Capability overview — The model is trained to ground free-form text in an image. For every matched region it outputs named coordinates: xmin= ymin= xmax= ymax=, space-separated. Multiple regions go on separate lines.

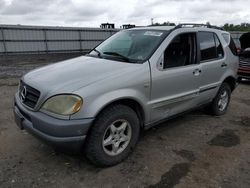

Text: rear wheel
xmin=84 ymin=104 xmax=140 ymax=166
xmin=208 ymin=83 xmax=231 ymax=116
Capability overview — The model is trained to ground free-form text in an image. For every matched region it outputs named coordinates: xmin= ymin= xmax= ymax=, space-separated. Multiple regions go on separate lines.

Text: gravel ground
xmin=0 ymin=54 xmax=250 ymax=188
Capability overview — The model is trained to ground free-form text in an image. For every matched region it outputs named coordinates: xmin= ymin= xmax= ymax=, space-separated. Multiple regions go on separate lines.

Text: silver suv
xmin=14 ymin=24 xmax=239 ymax=166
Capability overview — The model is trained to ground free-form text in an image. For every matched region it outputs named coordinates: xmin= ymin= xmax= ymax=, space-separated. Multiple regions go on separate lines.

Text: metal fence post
xmin=78 ymin=30 xmax=82 ymax=52
xmin=1 ymin=27 xmax=7 ymax=54
xmin=43 ymin=29 xmax=48 ymax=54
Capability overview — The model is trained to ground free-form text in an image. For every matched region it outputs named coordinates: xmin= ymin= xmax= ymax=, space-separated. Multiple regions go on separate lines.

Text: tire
xmin=208 ymin=83 xmax=231 ymax=116
xmin=84 ymin=104 xmax=140 ymax=167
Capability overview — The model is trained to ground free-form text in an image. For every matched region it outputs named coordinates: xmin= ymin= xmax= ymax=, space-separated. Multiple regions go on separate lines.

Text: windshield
xmin=88 ymin=29 xmax=168 ymax=63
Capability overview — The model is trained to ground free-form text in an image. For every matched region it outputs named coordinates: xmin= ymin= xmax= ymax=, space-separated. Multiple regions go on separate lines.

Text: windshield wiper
xmin=92 ymin=48 xmax=102 ymax=57
xmin=103 ymin=51 xmax=131 ymax=62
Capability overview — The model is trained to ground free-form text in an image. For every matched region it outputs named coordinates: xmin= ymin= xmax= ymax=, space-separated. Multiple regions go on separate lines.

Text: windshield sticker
xmin=144 ymin=31 xmax=163 ymax=37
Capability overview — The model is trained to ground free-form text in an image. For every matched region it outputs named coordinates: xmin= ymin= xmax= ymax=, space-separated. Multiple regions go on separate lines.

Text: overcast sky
xmin=0 ymin=0 xmax=249 ymax=28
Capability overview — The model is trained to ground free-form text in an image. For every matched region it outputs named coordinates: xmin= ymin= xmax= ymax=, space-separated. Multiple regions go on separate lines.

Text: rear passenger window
xmin=198 ymin=32 xmax=224 ymax=62
xmin=198 ymin=32 xmax=217 ymax=61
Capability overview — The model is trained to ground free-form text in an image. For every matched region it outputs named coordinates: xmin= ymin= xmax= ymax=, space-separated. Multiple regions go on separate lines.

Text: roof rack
xmin=175 ymin=23 xmax=224 ymax=31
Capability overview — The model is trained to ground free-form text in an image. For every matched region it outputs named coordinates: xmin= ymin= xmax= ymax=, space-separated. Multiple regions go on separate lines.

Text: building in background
xmin=121 ymin=24 xmax=136 ymax=29
xmin=100 ymin=23 xmax=115 ymax=29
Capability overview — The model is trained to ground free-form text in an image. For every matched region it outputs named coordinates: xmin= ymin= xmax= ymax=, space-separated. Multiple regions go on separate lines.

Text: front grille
xmin=19 ymin=81 xmax=40 ymax=109
xmin=239 ymin=57 xmax=250 ymax=68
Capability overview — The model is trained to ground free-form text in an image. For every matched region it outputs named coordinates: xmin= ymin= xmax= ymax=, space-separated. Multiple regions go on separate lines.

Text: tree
xmin=223 ymin=23 xmax=250 ymax=31
xmin=151 ymin=21 xmax=176 ymax=26
xmin=150 ymin=21 xmax=250 ymax=31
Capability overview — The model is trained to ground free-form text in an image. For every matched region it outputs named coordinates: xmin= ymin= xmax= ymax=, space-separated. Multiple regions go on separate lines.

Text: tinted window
xmin=163 ymin=33 xmax=197 ymax=69
xmin=198 ymin=32 xmax=217 ymax=61
xmin=229 ymin=36 xmax=238 ymax=56
xmin=214 ymin=35 xmax=224 ymax=58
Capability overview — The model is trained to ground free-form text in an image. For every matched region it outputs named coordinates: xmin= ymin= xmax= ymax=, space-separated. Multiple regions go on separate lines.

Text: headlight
xmin=41 ymin=95 xmax=82 ymax=116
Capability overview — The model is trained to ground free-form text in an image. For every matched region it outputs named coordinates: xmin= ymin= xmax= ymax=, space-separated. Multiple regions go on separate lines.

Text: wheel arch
xmin=222 ymin=76 xmax=237 ymax=91
xmin=94 ymin=98 xmax=146 ymax=129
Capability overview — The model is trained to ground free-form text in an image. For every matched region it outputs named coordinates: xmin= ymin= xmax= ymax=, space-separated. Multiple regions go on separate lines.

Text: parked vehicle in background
xmin=238 ymin=32 xmax=250 ymax=80
xmin=14 ymin=24 xmax=239 ymax=167
xmin=238 ymin=48 xmax=250 ymax=80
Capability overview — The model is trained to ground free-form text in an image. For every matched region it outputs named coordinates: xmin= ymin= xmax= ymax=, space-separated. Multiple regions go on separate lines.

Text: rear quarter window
xmin=222 ymin=33 xmax=230 ymax=43
xmin=222 ymin=33 xmax=237 ymax=56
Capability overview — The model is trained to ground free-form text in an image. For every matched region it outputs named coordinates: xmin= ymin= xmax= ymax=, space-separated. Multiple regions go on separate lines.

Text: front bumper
xmin=14 ymin=93 xmax=94 ymax=152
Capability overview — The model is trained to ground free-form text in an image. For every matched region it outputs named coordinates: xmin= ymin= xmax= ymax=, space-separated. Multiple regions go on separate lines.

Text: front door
xmin=150 ymin=32 xmax=202 ymax=123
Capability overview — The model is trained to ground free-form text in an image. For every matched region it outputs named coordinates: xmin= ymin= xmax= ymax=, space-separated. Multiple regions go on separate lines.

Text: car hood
xmin=23 ymin=55 xmax=139 ymax=95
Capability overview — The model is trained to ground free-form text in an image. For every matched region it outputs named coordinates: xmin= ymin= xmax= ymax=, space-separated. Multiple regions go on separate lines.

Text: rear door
xmin=197 ymin=31 xmax=226 ymax=104
xmin=149 ymin=31 xmax=202 ymax=123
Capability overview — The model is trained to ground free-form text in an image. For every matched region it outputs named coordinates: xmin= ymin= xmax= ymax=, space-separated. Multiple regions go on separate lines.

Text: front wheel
xmin=209 ymin=83 xmax=231 ymax=116
xmin=84 ymin=104 xmax=140 ymax=167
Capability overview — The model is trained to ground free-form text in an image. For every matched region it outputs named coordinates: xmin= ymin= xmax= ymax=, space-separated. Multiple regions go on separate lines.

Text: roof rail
xmin=175 ymin=23 xmax=224 ymax=31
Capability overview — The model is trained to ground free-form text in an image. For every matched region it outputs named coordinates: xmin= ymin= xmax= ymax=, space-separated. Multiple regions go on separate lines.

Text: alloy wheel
xmin=102 ymin=119 xmax=132 ymax=156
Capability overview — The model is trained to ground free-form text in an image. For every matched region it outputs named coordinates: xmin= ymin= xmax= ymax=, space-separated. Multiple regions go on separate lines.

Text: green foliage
xmin=151 ymin=21 xmax=176 ymax=26
xmin=223 ymin=23 xmax=250 ymax=32
xmin=150 ymin=21 xmax=250 ymax=32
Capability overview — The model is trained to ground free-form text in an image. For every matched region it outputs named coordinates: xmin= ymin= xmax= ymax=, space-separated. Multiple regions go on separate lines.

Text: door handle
xmin=221 ymin=62 xmax=227 ymax=67
xmin=193 ymin=69 xmax=201 ymax=76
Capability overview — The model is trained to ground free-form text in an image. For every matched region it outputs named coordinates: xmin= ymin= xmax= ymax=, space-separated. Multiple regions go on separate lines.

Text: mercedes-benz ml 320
xmin=14 ymin=24 xmax=239 ymax=166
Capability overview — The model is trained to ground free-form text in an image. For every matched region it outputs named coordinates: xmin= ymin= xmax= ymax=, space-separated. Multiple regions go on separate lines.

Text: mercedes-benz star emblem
xmin=20 ymin=86 xmax=27 ymax=102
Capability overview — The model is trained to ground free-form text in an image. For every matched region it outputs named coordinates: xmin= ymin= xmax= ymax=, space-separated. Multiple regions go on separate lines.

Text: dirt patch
xmin=0 ymin=53 xmax=82 ymax=79
xmin=0 ymin=78 xmax=19 ymax=86
xmin=240 ymin=117 xmax=250 ymax=127
xmin=242 ymin=99 xmax=250 ymax=106
xmin=119 ymin=152 xmax=145 ymax=176
xmin=148 ymin=163 xmax=190 ymax=188
xmin=208 ymin=129 xmax=240 ymax=147
xmin=173 ymin=149 xmax=196 ymax=162
xmin=237 ymin=99 xmax=250 ymax=106
xmin=230 ymin=116 xmax=250 ymax=128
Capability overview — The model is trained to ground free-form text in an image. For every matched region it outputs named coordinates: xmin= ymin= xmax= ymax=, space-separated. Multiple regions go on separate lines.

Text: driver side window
xmin=163 ymin=33 xmax=197 ymax=69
